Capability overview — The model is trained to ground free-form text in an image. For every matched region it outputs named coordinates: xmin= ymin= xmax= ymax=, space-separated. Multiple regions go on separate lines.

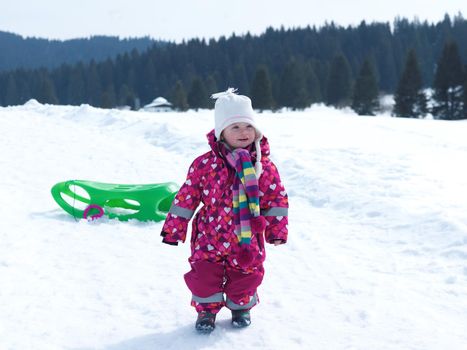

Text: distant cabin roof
xmin=144 ymin=97 xmax=172 ymax=108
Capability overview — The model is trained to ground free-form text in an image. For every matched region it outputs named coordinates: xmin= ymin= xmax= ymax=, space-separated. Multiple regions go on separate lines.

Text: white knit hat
xmin=211 ymin=88 xmax=263 ymax=175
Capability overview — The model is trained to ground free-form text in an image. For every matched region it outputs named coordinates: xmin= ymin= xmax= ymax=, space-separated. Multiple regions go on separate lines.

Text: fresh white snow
xmin=1 ymin=100 xmax=467 ymax=350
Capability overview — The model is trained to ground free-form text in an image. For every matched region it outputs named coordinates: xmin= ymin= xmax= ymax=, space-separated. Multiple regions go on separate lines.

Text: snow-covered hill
xmin=1 ymin=101 xmax=467 ymax=350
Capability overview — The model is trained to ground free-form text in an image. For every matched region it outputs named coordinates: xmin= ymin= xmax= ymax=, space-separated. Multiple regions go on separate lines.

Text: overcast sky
xmin=1 ymin=0 xmax=465 ymax=42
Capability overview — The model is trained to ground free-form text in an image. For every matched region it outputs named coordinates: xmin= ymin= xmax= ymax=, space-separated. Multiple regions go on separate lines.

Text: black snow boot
xmin=195 ymin=311 xmax=216 ymax=333
xmin=231 ymin=309 xmax=251 ymax=328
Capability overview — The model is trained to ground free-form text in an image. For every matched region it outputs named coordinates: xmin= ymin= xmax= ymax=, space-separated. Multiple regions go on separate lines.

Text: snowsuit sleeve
xmin=259 ymin=159 xmax=289 ymax=244
xmin=161 ymin=158 xmax=202 ymax=244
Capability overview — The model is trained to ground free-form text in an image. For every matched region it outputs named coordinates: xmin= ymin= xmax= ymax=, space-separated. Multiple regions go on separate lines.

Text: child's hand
xmin=272 ymin=240 xmax=284 ymax=246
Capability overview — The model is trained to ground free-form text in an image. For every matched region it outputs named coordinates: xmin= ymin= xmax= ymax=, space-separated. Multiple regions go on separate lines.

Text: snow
xmin=1 ymin=100 xmax=467 ymax=350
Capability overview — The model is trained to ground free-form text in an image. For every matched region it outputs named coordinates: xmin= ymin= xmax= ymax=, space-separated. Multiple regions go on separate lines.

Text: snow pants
xmin=184 ymin=259 xmax=264 ymax=314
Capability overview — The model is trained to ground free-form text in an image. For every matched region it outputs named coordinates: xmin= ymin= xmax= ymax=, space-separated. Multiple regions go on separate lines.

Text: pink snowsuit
xmin=161 ymin=130 xmax=288 ymax=314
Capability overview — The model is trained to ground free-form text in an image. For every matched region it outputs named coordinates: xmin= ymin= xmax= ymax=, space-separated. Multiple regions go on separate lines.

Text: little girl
xmin=161 ymin=88 xmax=288 ymax=333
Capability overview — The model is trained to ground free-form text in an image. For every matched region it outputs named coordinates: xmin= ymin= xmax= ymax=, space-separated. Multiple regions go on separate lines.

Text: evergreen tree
xmin=126 ymin=66 xmax=137 ymax=94
xmin=326 ymin=54 xmax=352 ymax=107
xmin=171 ymin=80 xmax=189 ymax=111
xmin=117 ymin=84 xmax=134 ymax=108
xmin=99 ymin=59 xmax=115 ymax=90
xmin=393 ymin=49 xmax=428 ymax=118
xmin=250 ymin=65 xmax=274 ymax=111
xmin=53 ymin=64 xmax=71 ymax=104
xmin=463 ymin=65 xmax=467 ymax=118
xmin=0 ymin=75 xmax=4 ymax=105
xmin=205 ymin=75 xmax=218 ymax=96
xmin=100 ymin=85 xmax=117 ymax=108
xmin=432 ymin=41 xmax=465 ymax=120
xmin=35 ymin=74 xmax=58 ymax=104
xmin=187 ymin=77 xmax=209 ymax=110
xmin=86 ymin=61 xmax=102 ymax=106
xmin=140 ymin=56 xmax=156 ymax=102
xmin=304 ymin=61 xmax=322 ymax=103
xmin=5 ymin=74 xmax=19 ymax=106
xmin=232 ymin=63 xmax=249 ymax=95
xmin=19 ymin=70 xmax=33 ymax=103
xmin=67 ymin=64 xmax=86 ymax=105
xmin=351 ymin=59 xmax=379 ymax=115
xmin=279 ymin=58 xmax=308 ymax=109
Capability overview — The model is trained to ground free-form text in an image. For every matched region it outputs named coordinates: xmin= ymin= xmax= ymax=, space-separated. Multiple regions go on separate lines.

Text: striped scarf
xmin=225 ymin=148 xmax=260 ymax=245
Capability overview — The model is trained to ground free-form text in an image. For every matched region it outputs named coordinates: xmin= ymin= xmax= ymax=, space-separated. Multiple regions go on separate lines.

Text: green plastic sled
xmin=51 ymin=180 xmax=178 ymax=222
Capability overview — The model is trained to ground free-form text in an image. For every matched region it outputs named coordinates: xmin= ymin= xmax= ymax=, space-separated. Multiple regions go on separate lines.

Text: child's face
xmin=221 ymin=122 xmax=257 ymax=149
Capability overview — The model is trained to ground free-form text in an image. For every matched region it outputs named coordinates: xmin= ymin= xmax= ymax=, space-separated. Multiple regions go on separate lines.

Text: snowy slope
xmin=1 ymin=101 xmax=467 ymax=350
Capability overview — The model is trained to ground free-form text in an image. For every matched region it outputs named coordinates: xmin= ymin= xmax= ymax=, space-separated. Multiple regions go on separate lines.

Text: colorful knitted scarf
xmin=225 ymin=148 xmax=260 ymax=245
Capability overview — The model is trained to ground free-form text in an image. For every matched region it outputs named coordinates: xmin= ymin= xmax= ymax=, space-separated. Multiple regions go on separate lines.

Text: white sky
xmin=1 ymin=0 xmax=465 ymax=42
